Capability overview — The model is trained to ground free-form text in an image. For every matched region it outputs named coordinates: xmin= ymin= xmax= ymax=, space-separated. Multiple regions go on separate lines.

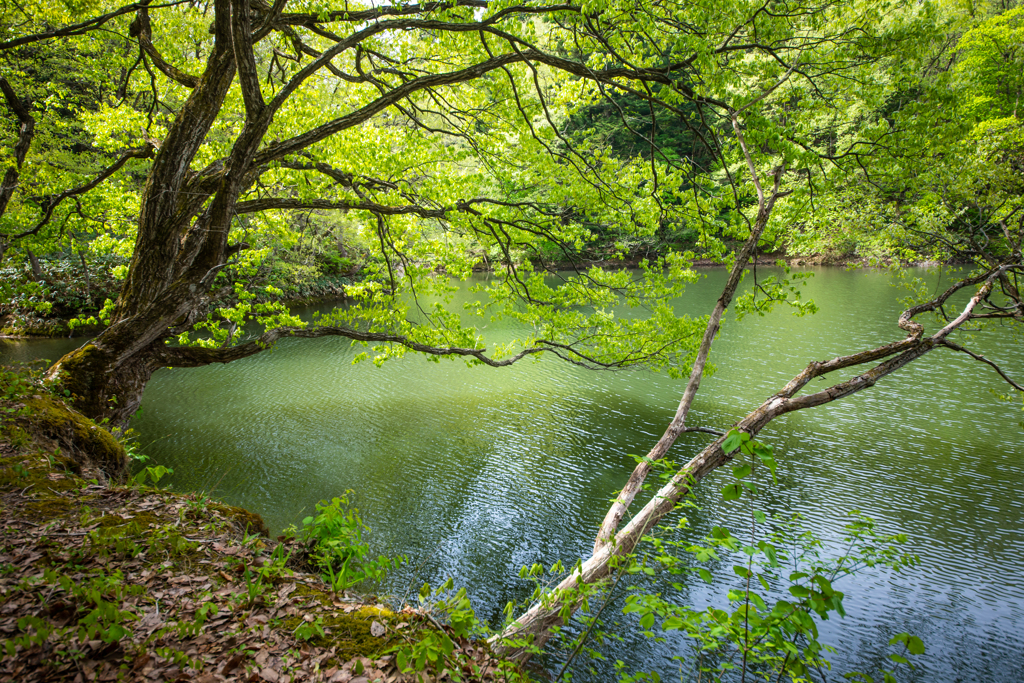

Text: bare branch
xmin=941 ymin=340 xmax=1024 ymax=391
xmin=153 ymin=325 xmax=549 ymax=368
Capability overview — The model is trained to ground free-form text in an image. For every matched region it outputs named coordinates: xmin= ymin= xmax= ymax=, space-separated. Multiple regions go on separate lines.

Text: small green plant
xmin=133 ymin=464 xmax=173 ymax=487
xmin=237 ymin=564 xmax=269 ymax=608
xmin=174 ymin=602 xmax=218 ymax=638
xmin=388 ymin=578 xmax=505 ymax=681
xmin=87 ymin=526 xmax=143 ymax=559
xmin=293 ymin=615 xmax=326 ymax=642
xmin=289 ymin=492 xmax=403 ymax=592
xmin=613 ymin=430 xmax=922 ymax=682
xmin=116 ymin=428 xmax=151 ymax=463
xmin=231 ymin=544 xmax=292 ymax=609
xmin=1 ymin=568 xmax=142 ymax=656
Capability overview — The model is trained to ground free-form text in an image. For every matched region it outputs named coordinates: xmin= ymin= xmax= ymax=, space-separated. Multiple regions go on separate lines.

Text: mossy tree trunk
xmin=44 ymin=0 xmax=243 ymax=426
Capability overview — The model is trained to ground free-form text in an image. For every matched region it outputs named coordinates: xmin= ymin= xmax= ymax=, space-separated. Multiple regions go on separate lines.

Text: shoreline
xmin=0 ymin=368 xmax=523 ymax=682
xmin=0 ymin=255 xmax=956 ymax=340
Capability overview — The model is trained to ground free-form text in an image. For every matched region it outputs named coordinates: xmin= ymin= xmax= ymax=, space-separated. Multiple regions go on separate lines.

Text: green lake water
xmin=3 ymin=266 xmax=1022 ymax=681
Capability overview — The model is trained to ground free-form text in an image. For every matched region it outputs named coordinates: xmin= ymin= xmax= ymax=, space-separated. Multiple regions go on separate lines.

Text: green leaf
xmin=721 ymin=483 xmax=743 ymax=501
xmin=731 ymin=463 xmax=752 ymax=479
xmin=722 ymin=430 xmax=744 ymax=453
xmin=813 ymin=575 xmax=834 ymax=597
xmin=758 ymin=540 xmax=779 ymax=567
xmin=733 ymin=565 xmax=751 ymax=579
xmin=698 ymin=568 xmax=714 ymax=584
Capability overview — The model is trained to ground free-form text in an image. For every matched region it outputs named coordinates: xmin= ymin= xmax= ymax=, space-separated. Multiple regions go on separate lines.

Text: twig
xmin=941 ymin=340 xmax=1024 ymax=391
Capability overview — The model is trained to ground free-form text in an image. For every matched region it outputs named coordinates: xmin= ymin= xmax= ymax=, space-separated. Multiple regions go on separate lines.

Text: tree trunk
xmin=45 ymin=339 xmax=162 ymax=430
xmin=44 ymin=0 xmax=240 ymax=430
xmin=78 ymin=247 xmax=91 ymax=305
xmin=26 ymin=246 xmax=43 ymax=282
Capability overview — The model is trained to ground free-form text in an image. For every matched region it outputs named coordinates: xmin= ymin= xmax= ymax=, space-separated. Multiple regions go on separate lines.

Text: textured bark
xmin=45 ymin=341 xmax=161 ymax=428
xmin=0 ymin=76 xmax=34 ymax=219
xmin=25 ymin=247 xmax=43 ymax=282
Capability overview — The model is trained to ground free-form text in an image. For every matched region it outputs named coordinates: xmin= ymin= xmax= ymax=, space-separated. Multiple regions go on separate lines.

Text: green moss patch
xmin=18 ymin=394 xmax=128 ymax=482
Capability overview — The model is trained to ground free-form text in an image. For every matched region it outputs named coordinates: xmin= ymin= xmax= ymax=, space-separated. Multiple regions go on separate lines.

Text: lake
xmin=3 ymin=265 xmax=1022 ymax=681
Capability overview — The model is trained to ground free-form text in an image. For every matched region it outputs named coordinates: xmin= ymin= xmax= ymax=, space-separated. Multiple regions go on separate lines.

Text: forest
xmin=0 ymin=0 xmax=1022 ymax=680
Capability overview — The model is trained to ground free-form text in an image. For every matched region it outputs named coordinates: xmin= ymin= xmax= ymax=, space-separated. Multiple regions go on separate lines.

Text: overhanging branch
xmin=153 ymin=325 xmax=549 ymax=368
xmin=10 ymin=144 xmax=155 ymax=241
xmin=0 ymin=0 xmax=191 ymax=51
xmin=941 ymin=340 xmax=1024 ymax=391
xmin=130 ymin=8 xmax=200 ymax=88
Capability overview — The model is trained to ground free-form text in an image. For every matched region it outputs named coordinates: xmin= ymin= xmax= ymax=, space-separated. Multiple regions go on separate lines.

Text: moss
xmin=0 ymin=453 xmax=80 ymax=493
xmin=283 ymin=586 xmax=409 ymax=663
xmin=18 ymin=394 xmax=128 ymax=482
xmin=22 ymin=496 xmax=74 ymax=520
xmin=92 ymin=511 xmax=163 ymax=531
xmin=355 ymin=605 xmax=395 ymax=619
xmin=282 ymin=587 xmax=398 ymax=663
xmin=208 ymin=501 xmax=270 ymax=538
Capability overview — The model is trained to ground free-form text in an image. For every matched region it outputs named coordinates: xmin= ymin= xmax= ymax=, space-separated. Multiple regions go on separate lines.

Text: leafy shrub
xmin=287 ymin=492 xmax=403 ymax=593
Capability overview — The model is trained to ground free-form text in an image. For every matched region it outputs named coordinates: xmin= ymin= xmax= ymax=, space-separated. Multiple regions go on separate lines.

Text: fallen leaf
xmin=370 ymin=621 xmax=385 ymax=637
xmin=221 ymin=653 xmax=244 ymax=674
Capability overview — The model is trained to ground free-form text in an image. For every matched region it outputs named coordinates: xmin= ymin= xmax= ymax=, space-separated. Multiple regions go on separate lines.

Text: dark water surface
xmin=3 ymin=267 xmax=1022 ymax=681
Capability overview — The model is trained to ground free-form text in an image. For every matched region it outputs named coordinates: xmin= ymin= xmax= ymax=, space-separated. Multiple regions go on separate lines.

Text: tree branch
xmin=495 ymin=269 xmax=1008 ymax=659
xmin=0 ymin=0 xmax=191 ymax=51
xmin=593 ymin=154 xmax=786 ymax=551
xmin=940 ymin=340 xmax=1024 ymax=391
xmin=230 ymin=0 xmax=266 ymax=118
xmin=153 ymin=325 xmax=550 ymax=368
xmin=233 ymin=197 xmax=448 ymax=218
xmin=130 ymin=7 xmax=200 ymax=88
xmin=9 ymin=144 xmax=155 ymax=241
xmin=0 ymin=77 xmax=35 ymax=219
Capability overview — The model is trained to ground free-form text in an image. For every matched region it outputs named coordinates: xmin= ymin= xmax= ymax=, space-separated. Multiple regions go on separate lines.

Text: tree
xmin=0 ymin=0 xmax=915 ymax=428
xmin=491 ymin=0 xmax=1024 ymax=662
